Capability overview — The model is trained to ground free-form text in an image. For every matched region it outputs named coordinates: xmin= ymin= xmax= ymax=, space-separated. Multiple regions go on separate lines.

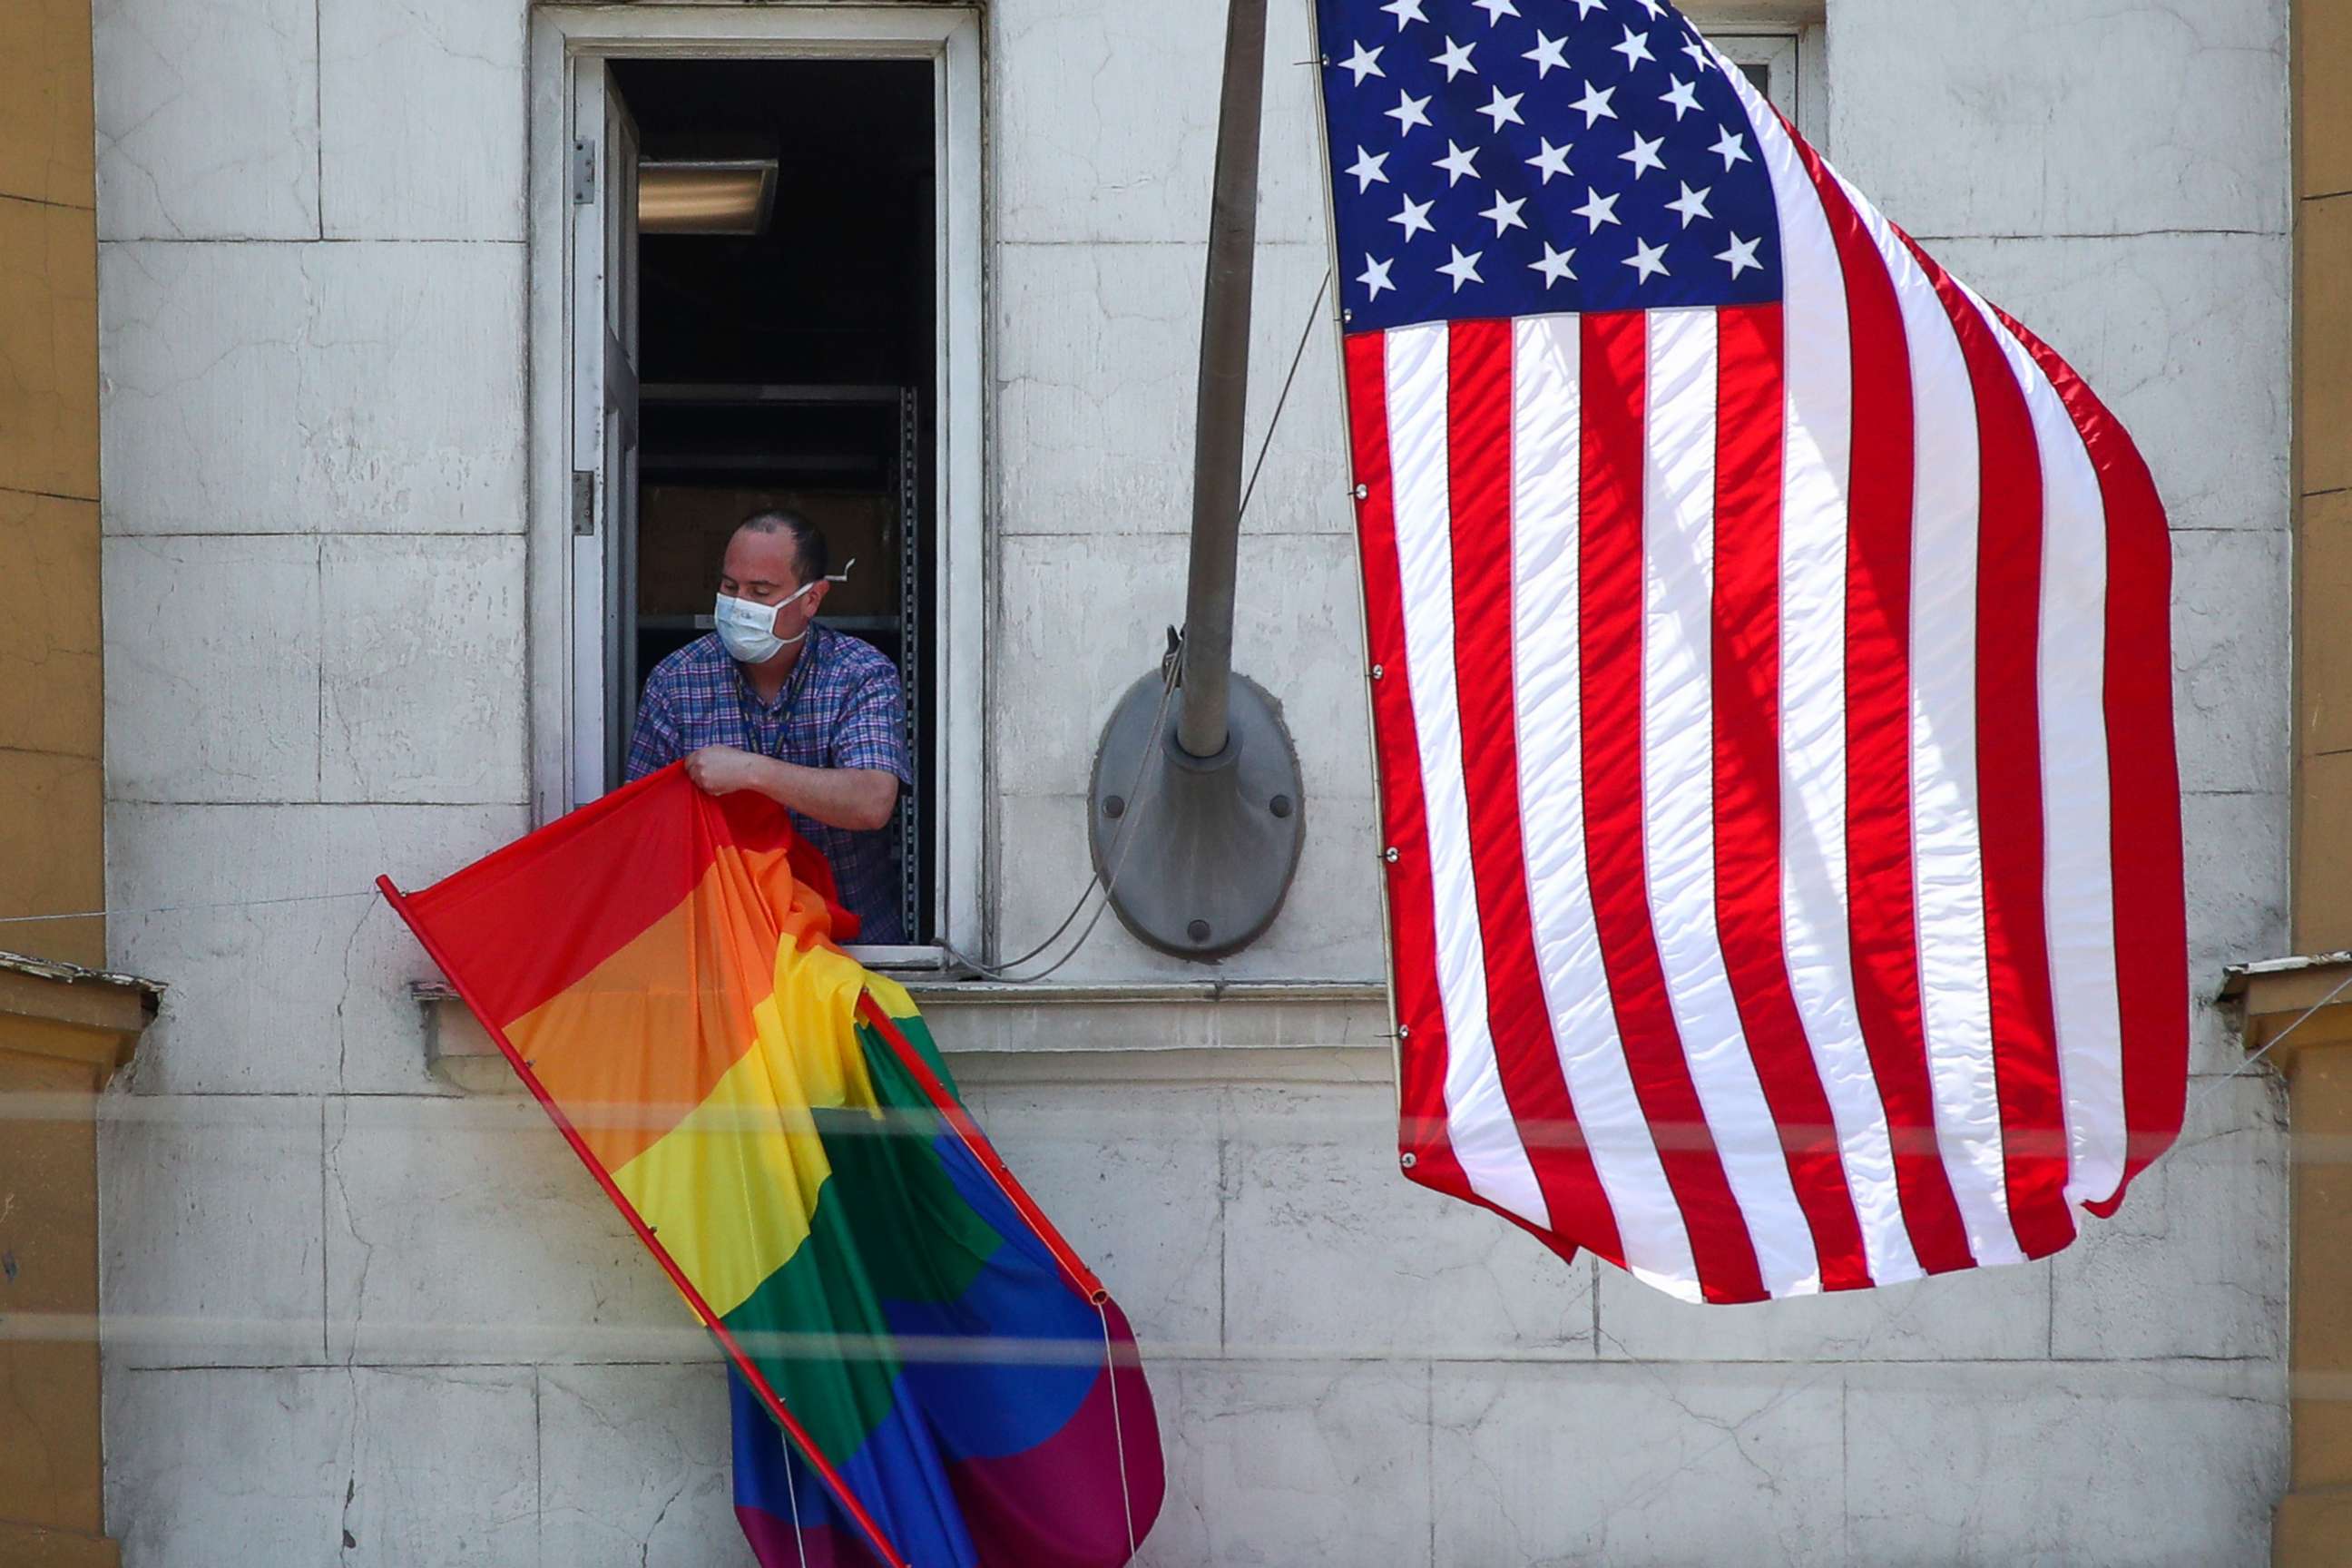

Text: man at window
xmin=625 ymin=509 xmax=913 ymax=943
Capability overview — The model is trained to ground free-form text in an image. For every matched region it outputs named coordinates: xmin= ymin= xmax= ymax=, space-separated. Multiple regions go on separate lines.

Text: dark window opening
xmin=612 ymin=57 xmax=939 ymax=946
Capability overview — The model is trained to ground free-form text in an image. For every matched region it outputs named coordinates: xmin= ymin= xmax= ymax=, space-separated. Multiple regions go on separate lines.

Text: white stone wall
xmin=93 ymin=0 xmax=2292 ymax=1563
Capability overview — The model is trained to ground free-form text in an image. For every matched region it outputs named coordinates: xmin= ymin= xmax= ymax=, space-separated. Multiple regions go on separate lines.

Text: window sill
xmin=410 ymin=976 xmax=1391 ymax=1093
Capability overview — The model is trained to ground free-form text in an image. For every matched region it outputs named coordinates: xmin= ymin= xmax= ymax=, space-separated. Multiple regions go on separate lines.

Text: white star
xmin=1665 ymin=180 xmax=1713 ymax=226
xmin=1571 ymin=81 xmax=1618 ymax=126
xmin=1522 ymin=30 xmax=1569 ymax=77
xmin=1632 ymin=0 xmax=1667 ymax=18
xmin=1573 ymin=186 xmax=1622 ymax=231
xmin=1380 ymin=0 xmax=1426 ymax=29
xmin=1619 ymin=132 xmax=1667 ymax=180
xmin=1338 ymin=41 xmax=1386 ymax=85
xmin=1358 ymin=253 xmax=1396 ymax=299
xmin=1471 ymin=0 xmax=1519 ymax=24
xmin=1711 ymin=124 xmax=1753 ymax=169
xmin=1623 ymin=237 xmax=1671 ymax=283
xmin=1437 ymin=244 xmax=1485 ymax=292
xmin=1660 ymin=76 xmax=1701 ymax=121
xmin=1389 ymin=192 xmax=1435 ymax=240
xmin=1529 ymin=241 xmax=1578 ymax=288
xmin=1611 ymin=25 xmax=1655 ymax=70
xmin=1430 ymin=36 xmax=1476 ymax=80
xmin=1386 ymin=90 xmax=1434 ymax=135
xmin=1682 ymin=34 xmax=1715 ymax=72
xmin=1478 ymin=191 xmax=1528 ymax=234
xmin=1571 ymin=0 xmax=1607 ymax=15
xmin=1477 ymin=86 xmax=1526 ymax=131
xmin=1525 ymin=137 xmax=1574 ymax=184
xmin=1347 ymin=145 xmax=1391 ymax=192
xmin=1434 ymin=139 xmax=1482 ymax=186
xmin=1717 ymin=231 xmax=1764 ymax=279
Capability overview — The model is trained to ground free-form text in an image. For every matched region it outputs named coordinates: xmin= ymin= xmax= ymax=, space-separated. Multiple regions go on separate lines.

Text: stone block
xmin=102 ymin=534 xmax=319 ymax=804
xmin=1828 ymin=0 xmax=2288 ymax=240
xmin=103 ymin=1365 xmax=536 ymax=1566
xmin=104 ymin=801 xmax=529 ymax=1096
xmin=1223 ymin=1083 xmax=1592 ymax=1359
xmin=995 ymin=530 xmax=1371 ymax=799
xmin=2302 ymin=197 xmax=2352 ymax=497
xmin=1594 ymin=1249 xmax=2052 ymax=1363
xmin=0 ymin=195 xmax=97 ymax=501
xmin=0 ymin=750 xmax=104 ymax=969
xmin=93 ymin=0 xmax=317 ymax=240
xmin=99 ymin=240 xmax=526 ymax=534
xmin=2181 ymin=789 xmax=2288 ymax=1073
xmin=1928 ymin=232 xmax=2289 ymax=537
xmin=324 ymin=1095 xmax=694 ymax=1366
xmin=965 ymin=1083 xmax=1225 ymax=1351
xmin=98 ymin=1093 xmax=324 ymax=1367
xmin=994 ymin=240 xmax=1352 ymax=538
xmin=991 ymin=789 xmax=1384 ymax=985
xmin=1145 ymin=1359 xmax=1431 ymax=1568
xmin=989 ymin=0 xmax=1328 ymax=247
xmin=2050 ymin=1073 xmax=2288 ymax=1361
xmin=0 ymin=492 xmax=103 ymax=761
xmin=537 ymin=1363 xmax=758 ymax=1568
xmin=319 ymin=0 xmax=526 ymax=240
xmin=0 ymin=0 xmax=96 ymax=208
xmin=1841 ymin=1360 xmax=2285 ymax=1565
xmin=1430 ymin=1361 xmax=1845 ymax=1566
xmin=2169 ymin=528 xmax=2290 ymax=798
xmin=319 ymin=535 xmax=527 ymax=804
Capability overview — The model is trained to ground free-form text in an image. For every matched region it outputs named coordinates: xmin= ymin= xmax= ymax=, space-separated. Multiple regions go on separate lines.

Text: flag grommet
xmin=1383 ymin=847 xmax=1400 ymax=863
xmin=1400 ymin=1152 xmax=1418 ymax=1171
xmin=1370 ymin=663 xmax=1385 ymax=680
xmin=1353 ymin=483 xmax=1369 ymax=500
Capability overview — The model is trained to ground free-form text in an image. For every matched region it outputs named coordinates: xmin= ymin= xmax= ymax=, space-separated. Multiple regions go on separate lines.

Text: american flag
xmin=1318 ymin=0 xmax=2188 ymax=1302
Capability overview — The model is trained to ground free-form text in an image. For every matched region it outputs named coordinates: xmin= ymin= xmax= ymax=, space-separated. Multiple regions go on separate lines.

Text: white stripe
xmin=1968 ymin=286 xmax=2128 ymax=1210
xmin=1718 ymin=52 xmax=1923 ymax=1287
xmin=1508 ymin=311 xmax=1700 ymax=1301
xmin=1385 ymin=322 xmax=1552 ymax=1231
xmin=1640 ymin=308 xmax=1821 ymax=1298
xmin=1826 ymin=169 xmax=2024 ymax=1267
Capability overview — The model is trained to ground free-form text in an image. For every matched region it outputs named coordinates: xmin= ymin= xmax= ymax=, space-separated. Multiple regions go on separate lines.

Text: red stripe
xmin=1708 ymin=303 xmax=1874 ymax=1291
xmin=1446 ymin=318 xmax=1627 ymax=1268
xmin=1578 ymin=310 xmax=1765 ymax=1305
xmin=1346 ymin=330 xmax=1481 ymax=1216
xmin=1899 ymin=242 xmax=2076 ymax=1258
xmin=1994 ymin=307 xmax=2189 ymax=1215
xmin=1793 ymin=151 xmax=1980 ymax=1275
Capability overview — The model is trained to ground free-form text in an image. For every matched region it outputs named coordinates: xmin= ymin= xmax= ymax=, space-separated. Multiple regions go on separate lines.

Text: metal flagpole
xmin=1085 ymin=0 xmax=1307 ymax=960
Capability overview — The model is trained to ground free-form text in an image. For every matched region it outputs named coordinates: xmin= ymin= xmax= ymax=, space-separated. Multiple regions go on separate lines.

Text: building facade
xmin=52 ymin=0 xmax=2309 ymax=1562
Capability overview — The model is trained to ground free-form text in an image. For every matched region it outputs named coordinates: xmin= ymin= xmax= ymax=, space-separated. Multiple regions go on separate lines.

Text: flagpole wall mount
xmin=1084 ymin=0 xmax=1303 ymax=962
xmin=1087 ymin=665 xmax=1304 ymax=962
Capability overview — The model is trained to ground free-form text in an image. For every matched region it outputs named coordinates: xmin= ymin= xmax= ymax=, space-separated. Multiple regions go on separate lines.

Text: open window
xmin=1702 ymin=20 xmax=1828 ymax=149
xmin=538 ymin=9 xmax=983 ymax=965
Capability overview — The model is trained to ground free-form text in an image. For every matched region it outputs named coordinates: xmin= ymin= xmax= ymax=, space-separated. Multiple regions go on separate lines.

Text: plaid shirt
xmin=625 ymin=627 xmax=912 ymax=944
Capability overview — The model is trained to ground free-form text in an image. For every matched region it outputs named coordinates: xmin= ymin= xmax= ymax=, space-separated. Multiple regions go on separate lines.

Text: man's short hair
xmin=736 ymin=508 xmax=829 ymax=586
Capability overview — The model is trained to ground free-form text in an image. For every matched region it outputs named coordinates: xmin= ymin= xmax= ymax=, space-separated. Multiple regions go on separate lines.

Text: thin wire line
xmin=944 ymin=269 xmax=1333 ymax=985
xmin=1236 ymin=269 xmax=1332 ymax=525
xmin=2192 ymin=965 xmax=2352 ymax=1112
xmin=0 ymin=890 xmax=377 ymax=925
xmin=1100 ymin=1301 xmax=1139 ymax=1563
xmin=782 ymin=1424 xmax=810 ymax=1568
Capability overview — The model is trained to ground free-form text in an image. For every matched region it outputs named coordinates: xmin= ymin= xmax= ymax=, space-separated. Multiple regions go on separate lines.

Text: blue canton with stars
xmin=1318 ymin=0 xmax=1783 ymax=332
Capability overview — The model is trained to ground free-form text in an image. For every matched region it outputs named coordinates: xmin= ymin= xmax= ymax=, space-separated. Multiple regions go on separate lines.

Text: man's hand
xmin=683 ymin=745 xmax=768 ymax=797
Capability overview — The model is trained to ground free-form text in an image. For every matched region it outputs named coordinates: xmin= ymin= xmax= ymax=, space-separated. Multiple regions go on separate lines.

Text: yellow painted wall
xmin=0 ymin=0 xmax=104 ymax=971
xmin=2298 ymin=1 xmax=2352 ymax=952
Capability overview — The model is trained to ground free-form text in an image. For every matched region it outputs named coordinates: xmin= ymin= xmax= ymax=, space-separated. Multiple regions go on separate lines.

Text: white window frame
xmin=525 ymin=4 xmax=986 ymax=966
xmin=1698 ymin=18 xmax=1829 ymax=150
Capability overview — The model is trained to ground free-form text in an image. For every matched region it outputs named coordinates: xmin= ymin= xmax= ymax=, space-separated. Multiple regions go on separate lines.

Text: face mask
xmin=711 ymin=559 xmax=856 ymax=664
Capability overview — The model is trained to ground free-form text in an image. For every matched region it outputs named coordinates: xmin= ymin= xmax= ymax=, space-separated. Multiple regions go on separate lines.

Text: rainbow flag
xmin=379 ymin=764 xmax=1164 ymax=1567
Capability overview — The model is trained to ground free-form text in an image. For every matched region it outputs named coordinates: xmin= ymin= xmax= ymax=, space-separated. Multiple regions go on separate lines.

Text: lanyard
xmin=732 ymin=630 xmax=820 ymax=760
